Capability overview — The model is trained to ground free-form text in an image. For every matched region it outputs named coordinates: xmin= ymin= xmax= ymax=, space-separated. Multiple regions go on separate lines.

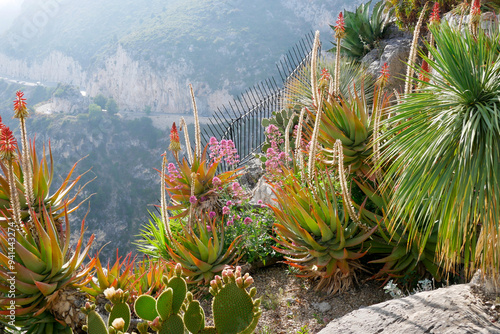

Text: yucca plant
xmin=165 ymin=215 xmax=242 ymax=285
xmin=270 ymin=169 xmax=376 ymax=294
xmin=329 ymin=1 xmax=392 ymax=60
xmin=378 ymin=21 xmax=500 ymax=278
xmin=353 ymin=179 xmax=444 ymax=286
xmin=0 ymin=206 xmax=95 ymax=333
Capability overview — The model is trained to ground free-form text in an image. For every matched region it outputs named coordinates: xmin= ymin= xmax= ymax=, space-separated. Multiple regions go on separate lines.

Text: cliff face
xmin=0 ymin=0 xmax=359 ymax=114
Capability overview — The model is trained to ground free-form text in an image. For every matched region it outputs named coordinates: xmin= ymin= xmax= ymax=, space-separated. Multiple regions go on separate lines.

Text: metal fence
xmin=201 ymin=32 xmax=316 ymax=170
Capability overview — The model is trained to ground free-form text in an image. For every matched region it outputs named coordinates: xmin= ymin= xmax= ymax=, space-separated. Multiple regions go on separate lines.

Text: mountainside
xmin=0 ymin=0 xmax=363 ymax=113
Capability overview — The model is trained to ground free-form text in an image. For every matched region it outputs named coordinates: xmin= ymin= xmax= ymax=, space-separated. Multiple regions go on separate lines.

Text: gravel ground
xmin=199 ymin=264 xmax=390 ymax=334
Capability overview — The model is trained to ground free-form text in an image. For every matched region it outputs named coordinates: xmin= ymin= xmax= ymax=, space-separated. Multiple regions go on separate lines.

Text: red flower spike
xmin=168 ymin=122 xmax=181 ymax=153
xmin=13 ymin=90 xmax=29 ymax=119
xmin=320 ymin=68 xmax=330 ymax=81
xmin=377 ymin=62 xmax=390 ymax=87
xmin=471 ymin=0 xmax=481 ymax=16
xmin=418 ymin=60 xmax=431 ymax=83
xmin=0 ymin=126 xmax=18 ymax=162
xmin=334 ymin=12 xmax=346 ymax=39
xmin=429 ymin=2 xmax=440 ymax=25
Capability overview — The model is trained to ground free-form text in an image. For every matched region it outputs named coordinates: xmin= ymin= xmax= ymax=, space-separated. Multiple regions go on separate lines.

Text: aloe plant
xmin=0 ymin=206 xmax=95 ymax=332
xmin=269 ymin=169 xmax=376 ymax=294
xmin=329 ymin=1 xmax=392 ymax=59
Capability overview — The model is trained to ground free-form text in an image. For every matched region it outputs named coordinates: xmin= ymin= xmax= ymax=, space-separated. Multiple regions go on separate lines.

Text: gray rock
xmin=361 ymin=24 xmax=412 ymax=94
xmin=238 ymin=157 xmax=264 ymax=190
xmin=318 ymin=283 xmax=500 ymax=334
xmin=248 ymin=177 xmax=276 ymax=206
xmin=312 ymin=302 xmax=332 ymax=313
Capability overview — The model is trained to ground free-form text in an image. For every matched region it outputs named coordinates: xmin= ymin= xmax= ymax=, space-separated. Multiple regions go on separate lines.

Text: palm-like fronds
xmin=378 ymin=22 xmax=500 ymax=277
xmin=283 ymin=58 xmax=374 ymax=112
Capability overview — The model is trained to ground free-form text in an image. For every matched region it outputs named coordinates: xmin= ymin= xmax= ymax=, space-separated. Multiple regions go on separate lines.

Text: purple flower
xmin=212 ymin=177 xmax=221 ymax=187
xmin=206 ymin=225 xmax=212 ymax=232
xmin=243 ymin=217 xmax=253 ymax=225
xmin=226 ymin=200 xmax=233 ymax=206
xmin=189 ymin=196 xmax=197 ymax=204
xmin=222 ymin=206 xmax=230 ymax=215
xmin=226 ymin=219 xmax=234 ymax=226
xmin=209 ymin=211 xmax=216 ymax=219
xmin=209 ymin=137 xmax=218 ymax=145
xmin=257 ymin=200 xmax=263 ymax=205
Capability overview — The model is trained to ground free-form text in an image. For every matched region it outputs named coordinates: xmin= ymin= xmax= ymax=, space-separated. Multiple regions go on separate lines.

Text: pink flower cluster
xmin=209 ymin=137 xmax=240 ymax=166
xmin=264 ymin=124 xmax=289 ymax=176
xmin=167 ymin=163 xmax=181 ymax=182
xmin=231 ymin=182 xmax=245 ymax=199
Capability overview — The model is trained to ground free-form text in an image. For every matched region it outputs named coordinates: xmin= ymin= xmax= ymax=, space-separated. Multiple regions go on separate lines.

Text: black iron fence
xmin=201 ymin=32 xmax=316 ymax=170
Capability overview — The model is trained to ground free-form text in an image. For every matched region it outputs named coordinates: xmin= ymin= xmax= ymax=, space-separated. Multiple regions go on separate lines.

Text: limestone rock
xmin=361 ymin=24 xmax=412 ymax=94
xmin=239 ymin=157 xmax=264 ymax=190
xmin=318 ymin=283 xmax=500 ymax=334
xmin=249 ymin=177 xmax=276 ymax=206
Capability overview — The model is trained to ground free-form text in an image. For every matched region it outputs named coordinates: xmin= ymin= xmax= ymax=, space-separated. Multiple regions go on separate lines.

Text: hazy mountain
xmin=0 ymin=0 xmax=368 ymax=259
xmin=0 ymin=0 xmax=364 ymax=113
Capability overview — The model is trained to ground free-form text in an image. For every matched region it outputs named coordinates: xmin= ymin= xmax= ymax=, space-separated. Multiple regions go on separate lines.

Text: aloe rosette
xmin=166 ymin=216 xmax=242 ymax=284
xmin=0 ymin=207 xmax=95 ymax=332
xmin=164 ymin=146 xmax=242 ymax=219
xmin=354 ymin=179 xmax=444 ymax=285
xmin=318 ymin=85 xmax=390 ymax=177
xmin=270 ymin=169 xmax=376 ymax=294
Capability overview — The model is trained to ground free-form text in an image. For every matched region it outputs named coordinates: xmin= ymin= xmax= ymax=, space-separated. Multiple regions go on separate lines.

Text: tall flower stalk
xmin=310 ymin=31 xmax=321 ymax=107
xmin=404 ymin=2 xmax=429 ymax=97
xmin=469 ymin=0 xmax=481 ymax=37
xmin=427 ymin=2 xmax=440 ymax=61
xmin=179 ymin=117 xmax=193 ymax=164
xmin=295 ymin=108 xmax=306 ymax=180
xmin=160 ymin=153 xmax=173 ymax=240
xmin=13 ymin=91 xmax=34 ymax=206
xmin=307 ymin=92 xmax=323 ymax=184
xmin=335 ymin=140 xmax=369 ymax=231
xmin=0 ymin=125 xmax=23 ymax=234
xmin=189 ymin=84 xmax=201 ymax=158
xmin=334 ymin=12 xmax=346 ymax=98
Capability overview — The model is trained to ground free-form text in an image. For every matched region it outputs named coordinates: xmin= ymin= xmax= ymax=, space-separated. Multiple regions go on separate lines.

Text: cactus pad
xmin=158 ymin=314 xmax=184 ymax=334
xmin=167 ymin=276 xmax=187 ymax=314
xmin=184 ymin=300 xmax=205 ymax=333
xmin=108 ymin=302 xmax=131 ymax=331
xmin=86 ymin=309 xmax=108 ymax=334
xmin=156 ymin=288 xmax=174 ymax=320
xmin=135 ymin=295 xmax=159 ymax=321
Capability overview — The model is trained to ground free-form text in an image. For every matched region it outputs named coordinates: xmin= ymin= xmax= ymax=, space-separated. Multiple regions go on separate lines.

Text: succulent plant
xmin=0 ymin=206 xmax=95 ymax=332
xmin=81 ymin=289 xmax=131 ymax=334
xmin=318 ymin=84 xmax=390 ymax=177
xmin=354 ymin=179 xmax=444 ymax=286
xmin=269 ymin=169 xmax=376 ymax=294
xmin=133 ymin=264 xmax=261 ymax=334
xmin=164 ymin=145 xmax=242 ymax=219
xmin=329 ymin=1 xmax=392 ymax=60
xmin=166 ymin=215 xmax=242 ymax=284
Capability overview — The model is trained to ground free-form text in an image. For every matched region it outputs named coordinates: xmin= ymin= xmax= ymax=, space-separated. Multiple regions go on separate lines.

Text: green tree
xmin=144 ymin=105 xmax=152 ymax=115
xmin=93 ymin=94 xmax=107 ymax=109
xmin=88 ymin=103 xmax=103 ymax=120
xmin=106 ymin=98 xmax=118 ymax=114
xmin=378 ymin=23 xmax=500 ymax=278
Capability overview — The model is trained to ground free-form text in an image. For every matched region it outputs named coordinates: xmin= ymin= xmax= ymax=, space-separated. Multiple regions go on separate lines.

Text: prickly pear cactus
xmin=209 ymin=267 xmax=262 ymax=334
xmin=81 ymin=301 xmax=130 ymax=334
xmin=133 ymin=263 xmax=261 ymax=334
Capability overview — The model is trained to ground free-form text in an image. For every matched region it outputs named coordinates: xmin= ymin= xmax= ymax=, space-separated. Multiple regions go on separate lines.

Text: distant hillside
xmin=0 ymin=0 xmax=365 ymax=114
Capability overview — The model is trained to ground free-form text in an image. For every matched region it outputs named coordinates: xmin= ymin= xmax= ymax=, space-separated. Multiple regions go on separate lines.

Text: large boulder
xmin=361 ymin=24 xmax=412 ymax=94
xmin=318 ymin=283 xmax=500 ymax=334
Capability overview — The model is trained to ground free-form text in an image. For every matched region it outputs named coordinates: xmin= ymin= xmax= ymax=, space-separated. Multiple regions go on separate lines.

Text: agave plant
xmin=269 ymin=169 xmax=376 ymax=294
xmin=329 ymin=1 xmax=392 ymax=59
xmin=166 ymin=215 xmax=242 ymax=284
xmin=0 ymin=206 xmax=95 ymax=333
xmin=164 ymin=145 xmax=242 ymax=219
xmin=378 ymin=21 xmax=500 ymax=278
